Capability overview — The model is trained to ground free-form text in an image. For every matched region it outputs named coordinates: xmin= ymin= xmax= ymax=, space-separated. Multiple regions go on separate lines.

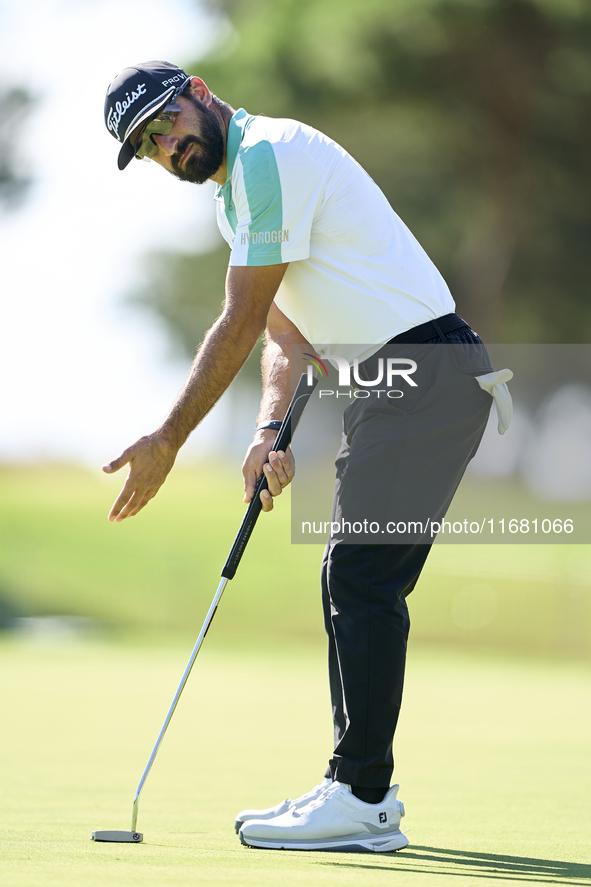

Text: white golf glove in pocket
xmin=475 ymin=369 xmax=514 ymax=435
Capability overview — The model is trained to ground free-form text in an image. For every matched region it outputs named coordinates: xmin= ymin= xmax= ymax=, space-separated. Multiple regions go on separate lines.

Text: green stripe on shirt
xmin=240 ymin=140 xmax=284 ymax=265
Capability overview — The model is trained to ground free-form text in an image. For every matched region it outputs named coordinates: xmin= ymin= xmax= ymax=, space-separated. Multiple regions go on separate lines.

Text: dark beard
xmin=170 ymin=97 xmax=225 ymax=185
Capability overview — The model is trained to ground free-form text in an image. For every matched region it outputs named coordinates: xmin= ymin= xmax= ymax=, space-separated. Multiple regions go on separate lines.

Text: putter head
xmin=91 ymin=830 xmax=143 ymax=843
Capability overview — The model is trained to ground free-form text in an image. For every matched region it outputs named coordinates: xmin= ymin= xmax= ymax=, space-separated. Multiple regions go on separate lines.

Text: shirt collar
xmin=222 ymin=108 xmax=251 ymax=186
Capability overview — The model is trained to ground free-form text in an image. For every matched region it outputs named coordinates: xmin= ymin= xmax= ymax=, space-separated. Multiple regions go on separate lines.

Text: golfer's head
xmin=104 ymin=60 xmax=225 ymax=184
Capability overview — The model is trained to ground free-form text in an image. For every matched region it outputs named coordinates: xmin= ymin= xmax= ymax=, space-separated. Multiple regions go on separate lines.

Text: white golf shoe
xmin=239 ymin=781 xmax=408 ymax=852
xmin=234 ymin=778 xmax=332 ymax=833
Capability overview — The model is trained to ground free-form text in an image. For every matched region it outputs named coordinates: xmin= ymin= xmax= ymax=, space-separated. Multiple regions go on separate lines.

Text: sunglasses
xmin=134 ymin=102 xmax=182 ymax=161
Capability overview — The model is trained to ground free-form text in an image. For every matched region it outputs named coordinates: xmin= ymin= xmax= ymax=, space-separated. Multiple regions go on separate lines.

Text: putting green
xmin=0 ymin=639 xmax=589 ymax=887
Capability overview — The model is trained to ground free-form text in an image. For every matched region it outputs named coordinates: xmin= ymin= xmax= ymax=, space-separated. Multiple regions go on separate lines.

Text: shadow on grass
xmin=320 ymin=845 xmax=591 ymax=883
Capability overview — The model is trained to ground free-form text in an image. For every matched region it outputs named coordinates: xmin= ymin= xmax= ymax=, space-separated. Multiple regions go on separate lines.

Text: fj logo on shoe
xmin=379 ymin=812 xmax=387 ymax=824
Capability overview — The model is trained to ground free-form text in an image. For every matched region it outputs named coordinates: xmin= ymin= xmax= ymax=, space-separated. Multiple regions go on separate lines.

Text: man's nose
xmin=152 ymin=133 xmax=179 ymax=157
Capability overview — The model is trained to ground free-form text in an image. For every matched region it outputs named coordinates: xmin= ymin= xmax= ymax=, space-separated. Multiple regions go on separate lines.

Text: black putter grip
xmin=221 ymin=373 xmax=318 ymax=580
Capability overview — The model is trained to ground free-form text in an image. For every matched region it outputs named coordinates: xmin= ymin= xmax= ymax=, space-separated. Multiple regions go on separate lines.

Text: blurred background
xmin=1 ymin=0 xmax=590 ymax=659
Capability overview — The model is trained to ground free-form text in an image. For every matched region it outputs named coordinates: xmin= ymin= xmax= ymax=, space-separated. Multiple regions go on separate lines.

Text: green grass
xmin=0 ymin=463 xmax=323 ymax=641
xmin=1 ymin=464 xmax=589 ymax=885
xmin=0 ymin=639 xmax=589 ymax=887
xmin=0 ymin=464 xmax=590 ymax=659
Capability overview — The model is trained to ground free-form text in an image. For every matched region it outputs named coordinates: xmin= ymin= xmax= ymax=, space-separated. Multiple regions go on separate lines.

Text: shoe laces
xmin=292 ymin=781 xmax=340 ymax=817
xmin=288 ymin=779 xmax=331 ymax=810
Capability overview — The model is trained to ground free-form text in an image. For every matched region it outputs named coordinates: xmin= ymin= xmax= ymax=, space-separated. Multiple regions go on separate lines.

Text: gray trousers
xmin=322 ymin=329 xmax=492 ymax=788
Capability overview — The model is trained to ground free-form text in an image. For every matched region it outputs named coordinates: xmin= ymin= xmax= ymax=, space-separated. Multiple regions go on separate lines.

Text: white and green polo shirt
xmin=214 ymin=109 xmax=455 ymax=363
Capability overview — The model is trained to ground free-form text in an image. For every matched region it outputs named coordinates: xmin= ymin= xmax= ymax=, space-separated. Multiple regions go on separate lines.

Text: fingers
xmin=102 ymin=446 xmax=134 ymax=474
xmin=108 ymin=469 xmax=162 ymax=521
xmin=107 ymin=477 xmax=144 ymax=522
xmin=243 ymin=465 xmax=258 ymax=505
xmin=260 ymin=488 xmax=274 ymax=512
xmin=242 ymin=448 xmax=292 ymax=510
xmin=104 ymin=434 xmax=178 ymax=522
xmin=259 ymin=450 xmax=292 ymax=510
xmin=103 ymin=438 xmax=143 ymax=474
xmin=102 ymin=457 xmax=122 ymax=474
xmin=263 ymin=451 xmax=291 ymax=495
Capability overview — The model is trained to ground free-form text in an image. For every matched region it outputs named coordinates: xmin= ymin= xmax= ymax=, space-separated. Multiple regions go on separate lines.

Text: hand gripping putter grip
xmin=91 ymin=372 xmax=318 ymax=844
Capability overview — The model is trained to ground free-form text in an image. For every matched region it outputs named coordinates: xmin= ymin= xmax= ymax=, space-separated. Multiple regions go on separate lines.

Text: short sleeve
xmin=229 ymin=139 xmax=315 ymax=267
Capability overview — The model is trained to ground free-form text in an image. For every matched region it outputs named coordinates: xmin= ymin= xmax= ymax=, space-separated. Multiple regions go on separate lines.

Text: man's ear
xmin=185 ymin=76 xmax=212 ymax=106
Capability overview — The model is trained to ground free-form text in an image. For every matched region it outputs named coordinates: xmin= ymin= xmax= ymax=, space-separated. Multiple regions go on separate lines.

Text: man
xmin=103 ymin=60 xmax=501 ymax=853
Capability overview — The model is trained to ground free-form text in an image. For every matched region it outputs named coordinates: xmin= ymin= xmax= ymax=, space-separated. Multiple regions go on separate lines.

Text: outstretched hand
xmin=102 ymin=433 xmax=178 ymax=521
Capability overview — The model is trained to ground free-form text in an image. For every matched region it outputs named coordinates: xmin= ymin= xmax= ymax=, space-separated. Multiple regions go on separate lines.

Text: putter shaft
xmin=131 ymin=577 xmax=229 ymax=832
xmin=120 ymin=373 xmax=317 ymax=837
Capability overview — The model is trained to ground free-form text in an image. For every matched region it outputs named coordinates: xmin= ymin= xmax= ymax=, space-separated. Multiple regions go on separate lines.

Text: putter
xmin=92 ymin=372 xmax=318 ymax=843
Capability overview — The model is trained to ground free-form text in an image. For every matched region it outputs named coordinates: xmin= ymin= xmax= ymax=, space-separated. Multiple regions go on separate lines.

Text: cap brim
xmin=117 ymin=89 xmax=175 ymax=170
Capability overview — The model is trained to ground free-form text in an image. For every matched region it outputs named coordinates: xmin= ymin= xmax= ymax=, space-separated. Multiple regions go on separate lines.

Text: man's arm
xmin=103 ymin=262 xmax=289 ymax=521
xmin=242 ymin=301 xmax=312 ymax=512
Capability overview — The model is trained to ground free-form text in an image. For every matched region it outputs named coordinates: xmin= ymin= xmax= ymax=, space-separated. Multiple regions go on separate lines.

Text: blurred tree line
xmin=134 ymin=0 xmax=591 ymax=380
xmin=0 ymin=85 xmax=33 ymax=209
